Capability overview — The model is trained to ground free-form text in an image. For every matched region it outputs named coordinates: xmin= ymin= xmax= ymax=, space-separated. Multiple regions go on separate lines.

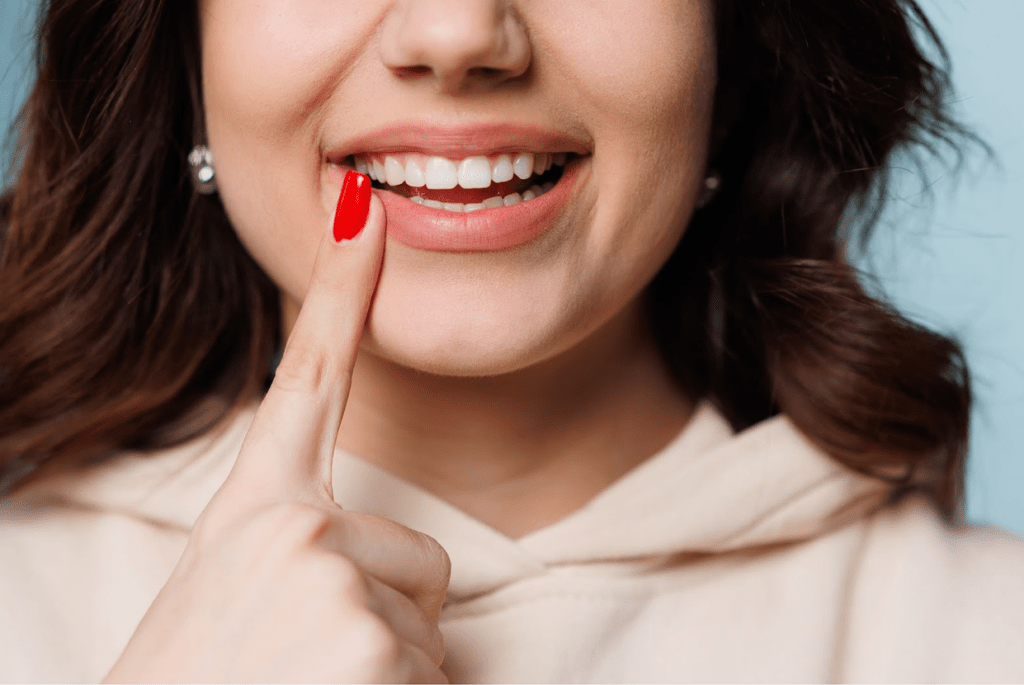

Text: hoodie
xmin=1 ymin=403 xmax=1022 ymax=683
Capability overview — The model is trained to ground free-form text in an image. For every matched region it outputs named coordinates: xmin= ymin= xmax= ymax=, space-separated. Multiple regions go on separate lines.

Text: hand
xmin=105 ymin=173 xmax=451 ymax=684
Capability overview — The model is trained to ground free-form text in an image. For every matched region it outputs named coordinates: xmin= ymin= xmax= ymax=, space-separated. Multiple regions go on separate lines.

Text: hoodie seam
xmin=443 ymin=587 xmax=668 ymax=621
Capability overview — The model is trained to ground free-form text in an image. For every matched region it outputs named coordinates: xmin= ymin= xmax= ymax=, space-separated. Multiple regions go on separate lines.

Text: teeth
xmin=425 ymin=157 xmax=458 ymax=190
xmin=404 ymin=158 xmax=426 ymax=187
xmin=491 ymin=154 xmax=514 ymax=183
xmin=458 ymin=156 xmax=492 ymax=189
xmin=513 ymin=153 xmax=534 ymax=180
xmin=384 ymin=156 xmax=405 ymax=186
xmin=533 ymin=153 xmax=548 ymax=176
xmin=407 ymin=183 xmax=554 ymax=213
xmin=354 ymin=151 xmax=570 ymax=202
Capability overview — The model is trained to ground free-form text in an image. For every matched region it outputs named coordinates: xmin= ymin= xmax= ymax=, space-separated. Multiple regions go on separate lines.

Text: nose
xmin=380 ymin=0 xmax=531 ymax=92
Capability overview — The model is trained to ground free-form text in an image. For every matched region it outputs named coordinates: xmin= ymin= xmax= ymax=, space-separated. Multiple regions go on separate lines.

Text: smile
xmin=324 ymin=123 xmax=591 ymax=252
xmin=351 ymin=151 xmax=571 ymax=213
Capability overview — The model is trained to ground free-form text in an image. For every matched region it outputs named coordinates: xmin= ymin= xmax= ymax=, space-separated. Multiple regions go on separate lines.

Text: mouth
xmin=323 ymin=123 xmax=591 ymax=252
xmin=344 ymin=151 xmax=575 ymax=212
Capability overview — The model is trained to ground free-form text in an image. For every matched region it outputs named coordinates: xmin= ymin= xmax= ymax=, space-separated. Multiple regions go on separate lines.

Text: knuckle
xmin=266 ymin=500 xmax=328 ymax=529
xmin=346 ymin=615 xmax=403 ymax=670
xmin=260 ymin=502 xmax=332 ymax=548
xmin=299 ymin=551 xmax=370 ymax=601
xmin=272 ymin=343 xmax=327 ymax=394
xmin=325 ymin=555 xmax=369 ymax=599
xmin=190 ymin=501 xmax=328 ymax=555
xmin=187 ymin=512 xmax=223 ymax=550
xmin=426 ymin=625 xmax=447 ymax=667
xmin=308 ymin=268 xmax=353 ymax=297
xmin=416 ymin=532 xmax=453 ymax=589
xmin=183 ymin=503 xmax=332 ymax=579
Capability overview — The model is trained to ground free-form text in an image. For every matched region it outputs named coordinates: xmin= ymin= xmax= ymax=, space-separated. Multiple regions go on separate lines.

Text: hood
xmin=9 ymin=403 xmax=891 ymax=601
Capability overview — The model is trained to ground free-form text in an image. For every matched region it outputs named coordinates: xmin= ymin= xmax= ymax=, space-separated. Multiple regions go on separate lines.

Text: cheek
xmin=539 ymin=0 xmax=716 ymax=310
xmin=200 ymin=3 xmax=319 ymax=298
xmin=198 ymin=1 xmax=381 ymax=302
xmin=538 ymin=0 xmax=717 ymax=237
xmin=202 ymin=3 xmax=321 ymax=148
xmin=544 ymin=0 xmax=716 ymax=134
xmin=201 ymin=0 xmax=375 ymax=127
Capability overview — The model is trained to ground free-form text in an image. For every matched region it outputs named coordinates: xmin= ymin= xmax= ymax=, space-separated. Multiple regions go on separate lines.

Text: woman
xmin=1 ymin=0 xmax=1022 ymax=681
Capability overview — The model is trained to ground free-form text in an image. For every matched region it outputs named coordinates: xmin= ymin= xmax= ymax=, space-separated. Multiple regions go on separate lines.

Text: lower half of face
xmin=201 ymin=0 xmax=716 ymax=377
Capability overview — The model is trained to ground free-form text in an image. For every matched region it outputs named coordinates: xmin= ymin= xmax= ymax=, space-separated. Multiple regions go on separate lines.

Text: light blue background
xmin=2 ymin=1 xmax=1022 ymax=534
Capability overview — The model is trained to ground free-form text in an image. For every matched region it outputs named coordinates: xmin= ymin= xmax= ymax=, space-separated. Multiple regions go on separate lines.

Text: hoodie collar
xmin=8 ymin=402 xmax=891 ymax=600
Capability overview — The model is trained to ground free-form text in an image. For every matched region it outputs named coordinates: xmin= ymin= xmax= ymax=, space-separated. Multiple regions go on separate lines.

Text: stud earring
xmin=188 ymin=144 xmax=217 ymax=195
xmin=697 ymin=171 xmax=722 ymax=209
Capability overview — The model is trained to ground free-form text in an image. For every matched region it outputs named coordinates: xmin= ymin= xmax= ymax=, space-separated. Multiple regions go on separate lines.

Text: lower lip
xmin=334 ymin=160 xmax=583 ymax=253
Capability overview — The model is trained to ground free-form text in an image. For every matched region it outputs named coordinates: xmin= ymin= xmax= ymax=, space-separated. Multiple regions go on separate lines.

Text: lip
xmin=323 ymin=122 xmax=591 ymax=252
xmin=324 ymin=122 xmax=592 ymax=162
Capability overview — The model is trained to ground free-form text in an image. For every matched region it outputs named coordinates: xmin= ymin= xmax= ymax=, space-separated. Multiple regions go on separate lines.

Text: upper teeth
xmin=355 ymin=152 xmax=568 ymax=190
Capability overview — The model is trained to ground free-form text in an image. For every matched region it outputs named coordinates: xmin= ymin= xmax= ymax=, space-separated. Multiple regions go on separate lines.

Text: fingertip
xmin=366 ymin=189 xmax=386 ymax=239
xmin=333 ymin=170 xmax=372 ymax=243
xmin=348 ymin=190 xmax=386 ymax=259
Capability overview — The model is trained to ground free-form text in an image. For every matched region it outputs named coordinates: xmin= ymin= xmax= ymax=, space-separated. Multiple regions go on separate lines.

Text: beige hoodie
xmin=1 ymin=403 xmax=1022 ymax=683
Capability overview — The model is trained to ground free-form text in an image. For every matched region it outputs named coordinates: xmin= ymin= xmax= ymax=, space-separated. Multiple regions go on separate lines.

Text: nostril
xmin=469 ymin=66 xmax=503 ymax=79
xmin=379 ymin=2 xmax=532 ymax=94
xmin=394 ymin=65 xmax=432 ymax=79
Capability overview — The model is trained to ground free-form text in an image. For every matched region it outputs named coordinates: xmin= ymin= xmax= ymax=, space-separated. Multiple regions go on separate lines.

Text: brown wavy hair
xmin=1 ymin=0 xmax=972 ymax=514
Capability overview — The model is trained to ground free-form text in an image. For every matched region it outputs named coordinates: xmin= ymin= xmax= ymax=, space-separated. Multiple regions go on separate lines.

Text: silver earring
xmin=188 ymin=144 xmax=217 ymax=195
xmin=697 ymin=171 xmax=721 ymax=208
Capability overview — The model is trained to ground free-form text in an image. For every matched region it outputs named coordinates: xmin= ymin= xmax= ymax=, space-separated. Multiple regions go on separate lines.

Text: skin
xmin=201 ymin=0 xmax=718 ymax=538
xmin=106 ymin=1 xmax=719 ymax=680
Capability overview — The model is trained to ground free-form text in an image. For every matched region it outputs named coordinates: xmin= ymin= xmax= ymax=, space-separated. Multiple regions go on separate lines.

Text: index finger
xmin=221 ymin=171 xmax=385 ymax=508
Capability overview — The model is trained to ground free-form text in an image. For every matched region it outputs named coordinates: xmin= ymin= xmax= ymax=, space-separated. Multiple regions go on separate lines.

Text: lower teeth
xmin=409 ymin=182 xmax=555 ymax=212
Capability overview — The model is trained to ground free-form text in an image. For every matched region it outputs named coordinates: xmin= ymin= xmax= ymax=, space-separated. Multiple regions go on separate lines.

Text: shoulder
xmin=0 ymin=404 xmax=254 ymax=683
xmin=839 ymin=495 xmax=1024 ymax=682
xmin=0 ymin=499 xmax=187 ymax=683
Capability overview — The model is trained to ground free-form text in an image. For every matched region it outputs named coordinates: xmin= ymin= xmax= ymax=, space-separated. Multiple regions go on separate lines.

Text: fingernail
xmin=333 ymin=170 xmax=371 ymax=243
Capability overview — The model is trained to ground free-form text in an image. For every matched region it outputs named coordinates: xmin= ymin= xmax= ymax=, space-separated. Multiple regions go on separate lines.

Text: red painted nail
xmin=333 ymin=170 xmax=371 ymax=242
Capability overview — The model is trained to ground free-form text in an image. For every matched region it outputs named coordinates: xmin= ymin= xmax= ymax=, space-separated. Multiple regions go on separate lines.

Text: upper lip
xmin=323 ymin=121 xmax=593 ymax=163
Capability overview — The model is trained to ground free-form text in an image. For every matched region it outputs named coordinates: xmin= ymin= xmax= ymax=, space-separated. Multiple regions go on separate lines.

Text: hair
xmin=1 ymin=0 xmax=972 ymax=515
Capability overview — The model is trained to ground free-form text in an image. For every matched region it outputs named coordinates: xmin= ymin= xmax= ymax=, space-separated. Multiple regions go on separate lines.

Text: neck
xmin=335 ymin=300 xmax=694 ymax=539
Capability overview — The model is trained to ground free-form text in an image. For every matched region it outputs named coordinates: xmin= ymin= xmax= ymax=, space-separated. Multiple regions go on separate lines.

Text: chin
xmin=366 ymin=338 xmax=533 ymax=378
xmin=362 ymin=294 xmax=582 ymax=378
xmin=364 ymin=317 xmax=546 ymax=378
